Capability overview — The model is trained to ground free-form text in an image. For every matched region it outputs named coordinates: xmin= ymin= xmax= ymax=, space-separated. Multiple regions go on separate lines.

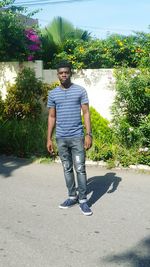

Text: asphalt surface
xmin=0 ymin=156 xmax=150 ymax=267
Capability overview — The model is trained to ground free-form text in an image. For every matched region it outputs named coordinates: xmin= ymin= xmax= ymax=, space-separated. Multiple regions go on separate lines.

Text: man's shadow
xmin=87 ymin=172 xmax=122 ymax=207
xmin=0 ymin=156 xmax=31 ymax=178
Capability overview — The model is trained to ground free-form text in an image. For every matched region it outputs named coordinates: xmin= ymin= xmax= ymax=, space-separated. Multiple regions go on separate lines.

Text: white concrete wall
xmin=0 ymin=61 xmax=116 ymax=120
xmin=43 ymin=69 xmax=57 ymax=84
xmin=0 ymin=62 xmax=19 ymax=99
xmin=72 ymin=69 xmax=116 ymax=120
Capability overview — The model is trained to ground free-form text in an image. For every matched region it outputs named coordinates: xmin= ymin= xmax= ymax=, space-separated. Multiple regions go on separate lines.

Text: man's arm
xmin=47 ymin=107 xmax=56 ymax=153
xmin=81 ymin=104 xmax=92 ymax=150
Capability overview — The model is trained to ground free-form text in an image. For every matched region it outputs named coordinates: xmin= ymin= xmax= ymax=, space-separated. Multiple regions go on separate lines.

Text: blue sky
xmin=16 ymin=0 xmax=150 ymax=38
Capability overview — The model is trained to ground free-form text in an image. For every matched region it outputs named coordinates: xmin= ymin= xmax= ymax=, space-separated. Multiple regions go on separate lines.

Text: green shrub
xmin=86 ymin=107 xmax=113 ymax=161
xmin=4 ymin=67 xmax=43 ymax=119
xmin=0 ymin=70 xmax=60 ymax=158
xmin=0 ymin=117 xmax=48 ymax=157
xmin=0 ymin=1 xmax=41 ymax=61
xmin=87 ymin=142 xmax=113 ymax=161
xmin=112 ymin=145 xmax=138 ymax=167
xmin=112 ymin=68 xmax=150 ymax=147
xmin=137 ymin=151 xmax=150 ymax=166
xmin=138 ymin=114 xmax=150 ymax=146
xmin=50 ymin=32 xmax=150 ymax=69
xmin=0 ymin=92 xmax=4 ymax=121
xmin=89 ymin=107 xmax=112 ymax=143
xmin=112 ymin=117 xmax=142 ymax=147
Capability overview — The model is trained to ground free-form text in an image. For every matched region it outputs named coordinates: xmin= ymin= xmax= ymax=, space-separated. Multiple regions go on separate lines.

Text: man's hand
xmin=84 ymin=135 xmax=92 ymax=150
xmin=47 ymin=139 xmax=54 ymax=153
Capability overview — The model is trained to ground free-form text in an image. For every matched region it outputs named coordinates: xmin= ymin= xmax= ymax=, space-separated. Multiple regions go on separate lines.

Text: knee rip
xmin=63 ymin=162 xmax=73 ymax=172
xmin=76 ymin=164 xmax=85 ymax=173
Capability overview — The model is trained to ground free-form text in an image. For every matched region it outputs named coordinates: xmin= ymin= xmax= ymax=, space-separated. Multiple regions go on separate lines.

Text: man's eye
xmin=59 ymin=72 xmax=69 ymax=74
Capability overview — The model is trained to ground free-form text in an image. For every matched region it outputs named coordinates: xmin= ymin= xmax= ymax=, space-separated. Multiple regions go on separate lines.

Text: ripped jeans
xmin=56 ymin=137 xmax=87 ymax=203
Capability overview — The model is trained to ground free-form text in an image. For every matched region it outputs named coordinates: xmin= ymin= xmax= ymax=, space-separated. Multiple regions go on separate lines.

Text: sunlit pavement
xmin=0 ymin=156 xmax=150 ymax=267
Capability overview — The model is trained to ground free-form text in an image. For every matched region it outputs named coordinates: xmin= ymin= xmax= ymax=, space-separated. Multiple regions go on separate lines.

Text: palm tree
xmin=44 ymin=17 xmax=74 ymax=45
xmin=40 ymin=32 xmax=58 ymax=68
xmin=42 ymin=16 xmax=91 ymax=46
xmin=41 ymin=16 xmax=91 ymax=68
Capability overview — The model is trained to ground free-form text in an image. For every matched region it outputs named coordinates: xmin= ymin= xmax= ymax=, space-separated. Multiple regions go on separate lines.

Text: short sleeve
xmin=47 ymin=91 xmax=55 ymax=108
xmin=81 ymin=88 xmax=89 ymax=105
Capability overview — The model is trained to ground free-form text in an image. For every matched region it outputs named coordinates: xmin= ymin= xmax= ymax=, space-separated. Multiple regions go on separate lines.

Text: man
xmin=47 ymin=61 xmax=93 ymax=216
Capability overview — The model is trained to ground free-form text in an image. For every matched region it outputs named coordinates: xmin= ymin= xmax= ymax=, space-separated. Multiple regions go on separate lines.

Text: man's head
xmin=57 ymin=61 xmax=72 ymax=87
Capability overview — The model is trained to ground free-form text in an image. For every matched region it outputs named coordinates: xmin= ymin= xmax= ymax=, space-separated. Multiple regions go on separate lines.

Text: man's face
xmin=57 ymin=67 xmax=71 ymax=85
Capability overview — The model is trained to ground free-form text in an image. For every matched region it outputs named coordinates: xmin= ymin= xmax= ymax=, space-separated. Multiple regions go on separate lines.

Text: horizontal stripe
xmin=47 ymin=84 xmax=89 ymax=137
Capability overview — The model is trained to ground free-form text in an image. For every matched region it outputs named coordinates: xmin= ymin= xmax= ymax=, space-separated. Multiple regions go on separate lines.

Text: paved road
xmin=0 ymin=156 xmax=150 ymax=267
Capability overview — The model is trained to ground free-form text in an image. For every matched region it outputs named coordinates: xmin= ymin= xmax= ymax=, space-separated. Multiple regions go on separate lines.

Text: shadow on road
xmin=103 ymin=236 xmax=150 ymax=267
xmin=87 ymin=172 xmax=122 ymax=207
xmin=0 ymin=155 xmax=31 ymax=178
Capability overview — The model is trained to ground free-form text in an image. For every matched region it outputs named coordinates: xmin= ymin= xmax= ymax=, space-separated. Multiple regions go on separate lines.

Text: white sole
xmin=59 ymin=203 xmax=78 ymax=209
xmin=79 ymin=207 xmax=93 ymax=216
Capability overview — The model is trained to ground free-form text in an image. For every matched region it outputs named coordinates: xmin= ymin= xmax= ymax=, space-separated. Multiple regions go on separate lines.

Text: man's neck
xmin=60 ymin=82 xmax=72 ymax=89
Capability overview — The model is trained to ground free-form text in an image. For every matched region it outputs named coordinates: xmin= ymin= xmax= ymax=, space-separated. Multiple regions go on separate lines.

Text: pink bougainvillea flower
xmin=25 ymin=28 xmax=36 ymax=36
xmin=28 ymin=44 xmax=40 ymax=51
xmin=29 ymin=35 xmax=40 ymax=43
xmin=25 ymin=28 xmax=41 ymax=61
xmin=25 ymin=29 xmax=40 ymax=43
xmin=27 ymin=55 xmax=34 ymax=61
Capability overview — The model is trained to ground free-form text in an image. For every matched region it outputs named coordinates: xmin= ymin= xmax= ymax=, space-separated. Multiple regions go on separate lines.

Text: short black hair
xmin=57 ymin=60 xmax=72 ymax=71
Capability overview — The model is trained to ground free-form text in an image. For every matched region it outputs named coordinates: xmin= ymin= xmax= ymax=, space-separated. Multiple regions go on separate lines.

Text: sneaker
xmin=79 ymin=202 xmax=93 ymax=216
xmin=59 ymin=198 xmax=78 ymax=209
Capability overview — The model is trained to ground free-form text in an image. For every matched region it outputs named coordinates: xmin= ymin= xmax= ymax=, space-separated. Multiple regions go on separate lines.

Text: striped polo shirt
xmin=47 ymin=83 xmax=89 ymax=138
